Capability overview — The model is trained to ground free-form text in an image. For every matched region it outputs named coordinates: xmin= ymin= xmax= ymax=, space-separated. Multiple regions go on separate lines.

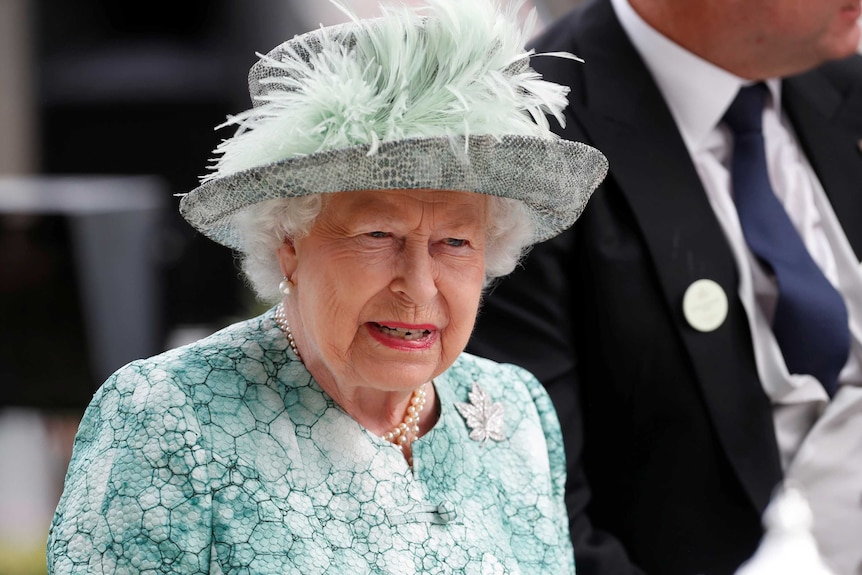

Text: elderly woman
xmin=47 ymin=0 xmax=607 ymax=573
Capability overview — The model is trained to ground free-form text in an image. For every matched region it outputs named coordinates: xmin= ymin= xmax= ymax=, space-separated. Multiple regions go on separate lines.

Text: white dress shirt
xmin=609 ymin=0 xmax=862 ymax=572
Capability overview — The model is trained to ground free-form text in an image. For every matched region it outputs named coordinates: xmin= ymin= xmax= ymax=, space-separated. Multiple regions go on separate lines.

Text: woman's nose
xmin=390 ymin=242 xmax=438 ymax=304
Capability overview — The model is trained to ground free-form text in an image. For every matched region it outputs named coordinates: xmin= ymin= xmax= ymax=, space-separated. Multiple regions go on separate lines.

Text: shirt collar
xmin=609 ymin=0 xmax=782 ymax=152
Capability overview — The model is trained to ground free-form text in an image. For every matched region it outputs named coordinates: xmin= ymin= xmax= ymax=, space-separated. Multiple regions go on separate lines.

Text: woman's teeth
xmin=376 ymin=324 xmax=431 ymax=341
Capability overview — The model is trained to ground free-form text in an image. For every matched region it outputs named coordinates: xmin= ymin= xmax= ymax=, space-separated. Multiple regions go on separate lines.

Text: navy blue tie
xmin=724 ymin=83 xmax=849 ymax=396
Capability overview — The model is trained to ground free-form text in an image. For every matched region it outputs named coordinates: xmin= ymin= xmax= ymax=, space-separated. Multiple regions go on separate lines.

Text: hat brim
xmin=180 ymin=134 xmax=608 ymax=250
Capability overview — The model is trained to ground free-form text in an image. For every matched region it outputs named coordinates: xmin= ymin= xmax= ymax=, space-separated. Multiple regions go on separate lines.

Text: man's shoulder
xmin=530 ymin=0 xmax=610 ymax=53
xmin=528 ymin=0 xmax=636 ymax=109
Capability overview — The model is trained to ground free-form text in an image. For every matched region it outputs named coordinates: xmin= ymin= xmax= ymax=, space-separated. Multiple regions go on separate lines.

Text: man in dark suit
xmin=468 ymin=0 xmax=862 ymax=574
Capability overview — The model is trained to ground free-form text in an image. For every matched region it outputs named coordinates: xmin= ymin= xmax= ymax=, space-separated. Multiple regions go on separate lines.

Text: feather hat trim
xmin=179 ymin=0 xmax=608 ymax=250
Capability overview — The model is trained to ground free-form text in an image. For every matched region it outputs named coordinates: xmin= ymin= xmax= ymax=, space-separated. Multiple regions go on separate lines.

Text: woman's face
xmin=279 ymin=189 xmax=488 ymax=395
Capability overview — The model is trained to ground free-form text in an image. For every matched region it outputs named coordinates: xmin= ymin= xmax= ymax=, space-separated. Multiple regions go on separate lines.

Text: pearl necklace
xmin=274 ymin=303 xmax=428 ymax=452
xmin=382 ymin=385 xmax=427 ymax=449
xmin=274 ymin=303 xmax=301 ymax=361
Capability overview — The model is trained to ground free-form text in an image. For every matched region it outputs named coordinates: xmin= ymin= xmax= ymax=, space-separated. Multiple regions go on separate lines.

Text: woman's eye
xmin=444 ymin=238 xmax=468 ymax=247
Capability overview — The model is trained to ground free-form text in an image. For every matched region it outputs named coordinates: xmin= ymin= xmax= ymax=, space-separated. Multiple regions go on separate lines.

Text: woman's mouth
xmin=375 ymin=324 xmax=433 ymax=341
xmin=368 ymin=322 xmax=438 ymax=349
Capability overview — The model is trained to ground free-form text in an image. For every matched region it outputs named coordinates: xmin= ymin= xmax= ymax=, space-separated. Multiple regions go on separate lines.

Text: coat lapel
xmin=784 ymin=60 xmax=862 ymax=261
xmin=558 ymin=0 xmax=783 ymax=512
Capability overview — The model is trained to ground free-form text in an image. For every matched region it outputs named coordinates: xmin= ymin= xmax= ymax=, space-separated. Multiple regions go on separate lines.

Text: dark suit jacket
xmin=467 ymin=1 xmax=862 ymax=574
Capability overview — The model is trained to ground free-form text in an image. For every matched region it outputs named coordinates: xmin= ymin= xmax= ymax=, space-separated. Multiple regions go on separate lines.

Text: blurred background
xmin=0 ymin=0 xmax=587 ymax=573
xmin=0 ymin=1 xmax=860 ymax=574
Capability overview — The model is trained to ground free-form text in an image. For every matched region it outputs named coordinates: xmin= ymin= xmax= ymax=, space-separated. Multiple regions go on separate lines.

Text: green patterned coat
xmin=48 ymin=309 xmax=574 ymax=574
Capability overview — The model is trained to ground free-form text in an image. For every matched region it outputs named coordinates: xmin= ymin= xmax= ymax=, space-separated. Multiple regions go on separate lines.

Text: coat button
xmin=436 ymin=500 xmax=458 ymax=523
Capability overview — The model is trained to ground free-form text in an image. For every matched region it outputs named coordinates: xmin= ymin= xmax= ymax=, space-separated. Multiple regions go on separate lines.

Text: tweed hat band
xmin=179 ymin=0 xmax=608 ymax=250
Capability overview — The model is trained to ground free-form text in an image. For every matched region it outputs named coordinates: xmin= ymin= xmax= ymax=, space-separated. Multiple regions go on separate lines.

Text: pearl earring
xmin=279 ymin=277 xmax=294 ymax=296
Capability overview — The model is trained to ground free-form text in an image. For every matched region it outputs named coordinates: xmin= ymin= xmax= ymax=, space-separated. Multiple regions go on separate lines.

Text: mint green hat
xmin=179 ymin=0 xmax=608 ymax=250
